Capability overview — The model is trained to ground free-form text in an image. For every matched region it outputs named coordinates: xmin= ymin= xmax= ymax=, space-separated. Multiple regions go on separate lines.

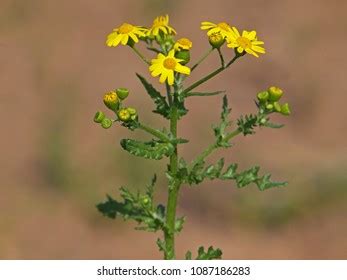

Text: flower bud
xmin=175 ymin=50 xmax=190 ymax=65
xmin=103 ymin=91 xmax=119 ymax=111
xmin=257 ymin=91 xmax=269 ymax=102
xmin=280 ymin=103 xmax=291 ymax=116
xmin=101 ymin=118 xmax=113 ymax=129
xmin=268 ymin=86 xmax=283 ymax=102
xmin=208 ymin=32 xmax=225 ymax=49
xmin=94 ymin=111 xmax=105 ymax=123
xmin=116 ymin=88 xmax=129 ymax=100
xmin=118 ymin=108 xmax=131 ymax=122
xmin=266 ymin=103 xmax=274 ymax=110
xmin=141 ymin=195 xmax=150 ymax=206
xmin=273 ymin=102 xmax=282 ymax=112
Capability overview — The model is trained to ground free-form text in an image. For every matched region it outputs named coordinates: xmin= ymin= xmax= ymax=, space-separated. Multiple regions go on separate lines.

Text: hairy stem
xmin=164 ymin=98 xmax=180 ymax=260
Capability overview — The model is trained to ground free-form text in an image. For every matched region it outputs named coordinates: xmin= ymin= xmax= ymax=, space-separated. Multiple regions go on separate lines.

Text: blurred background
xmin=1 ymin=0 xmax=346 ymax=259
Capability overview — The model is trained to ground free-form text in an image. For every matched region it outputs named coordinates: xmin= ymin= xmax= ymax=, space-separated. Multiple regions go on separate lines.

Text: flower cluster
xmin=104 ymin=15 xmax=266 ymax=87
xmin=257 ymin=86 xmax=290 ymax=115
xmin=201 ymin=21 xmax=265 ymax=57
xmin=94 ymin=88 xmax=138 ymax=129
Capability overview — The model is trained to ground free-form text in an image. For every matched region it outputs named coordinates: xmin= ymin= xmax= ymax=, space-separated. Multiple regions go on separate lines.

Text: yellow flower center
xmin=217 ymin=22 xmax=230 ymax=31
xmin=163 ymin=58 xmax=177 ymax=70
xmin=237 ymin=36 xmax=252 ymax=49
xmin=118 ymin=23 xmax=134 ymax=34
xmin=209 ymin=32 xmax=223 ymax=43
xmin=104 ymin=92 xmax=118 ymax=102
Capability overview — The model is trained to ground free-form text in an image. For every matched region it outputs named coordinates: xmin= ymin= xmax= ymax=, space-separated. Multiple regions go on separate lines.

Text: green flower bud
xmin=208 ymin=32 xmax=225 ymax=49
xmin=175 ymin=50 xmax=190 ymax=65
xmin=103 ymin=91 xmax=119 ymax=111
xmin=281 ymin=103 xmax=291 ymax=116
xmin=116 ymin=88 xmax=129 ymax=100
xmin=268 ymin=86 xmax=283 ymax=102
xmin=141 ymin=195 xmax=150 ymax=206
xmin=101 ymin=118 xmax=113 ymax=129
xmin=127 ymin=107 xmax=137 ymax=115
xmin=273 ymin=102 xmax=282 ymax=112
xmin=118 ymin=108 xmax=131 ymax=122
xmin=257 ymin=91 xmax=269 ymax=102
xmin=93 ymin=111 xmax=105 ymax=123
xmin=266 ymin=103 xmax=274 ymax=110
xmin=260 ymin=117 xmax=267 ymax=124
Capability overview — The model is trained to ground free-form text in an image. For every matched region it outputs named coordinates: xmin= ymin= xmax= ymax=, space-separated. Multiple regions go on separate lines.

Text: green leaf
xmin=264 ymin=122 xmax=285 ymax=129
xmin=136 ymin=73 xmax=170 ymax=119
xmin=174 ymin=216 xmax=186 ymax=233
xmin=96 ymin=177 xmax=166 ymax=232
xmin=195 ymin=246 xmax=223 ymax=260
xmin=120 ymin=139 xmax=174 ymax=160
xmin=156 ymin=238 xmax=166 ymax=252
xmin=237 ymin=114 xmax=259 ymax=135
xmin=256 ymin=174 xmax=288 ymax=191
xmin=213 ymin=95 xmax=232 ymax=147
xmin=220 ymin=163 xmax=238 ymax=180
xmin=185 ymin=90 xmax=225 ymax=97
xmin=176 ymin=100 xmax=188 ymax=119
xmin=185 ymin=251 xmax=192 ymax=260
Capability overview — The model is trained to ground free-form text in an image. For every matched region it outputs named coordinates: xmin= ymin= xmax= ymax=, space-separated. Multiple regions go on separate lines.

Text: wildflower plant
xmin=94 ymin=15 xmax=291 ymax=260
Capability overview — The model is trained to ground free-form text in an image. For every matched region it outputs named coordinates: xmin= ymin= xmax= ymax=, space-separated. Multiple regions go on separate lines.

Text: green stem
xmin=217 ymin=48 xmax=225 ymax=68
xmin=164 ymin=98 xmax=180 ymax=260
xmin=190 ymin=128 xmax=241 ymax=169
xmin=138 ymin=123 xmax=170 ymax=142
xmin=165 ymin=82 xmax=173 ymax=106
xmin=131 ymin=46 xmax=150 ymax=65
xmin=182 ymin=54 xmax=242 ymax=96
xmin=191 ymin=48 xmax=214 ymax=72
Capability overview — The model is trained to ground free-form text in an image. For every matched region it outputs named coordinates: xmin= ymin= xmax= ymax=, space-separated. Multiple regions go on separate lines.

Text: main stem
xmin=164 ymin=101 xmax=180 ymax=260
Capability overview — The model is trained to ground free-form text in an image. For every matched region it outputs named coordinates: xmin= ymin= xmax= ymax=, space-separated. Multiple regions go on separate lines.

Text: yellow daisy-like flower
xmin=226 ymin=27 xmax=265 ymax=57
xmin=174 ymin=38 xmax=193 ymax=51
xmin=147 ymin=15 xmax=176 ymax=37
xmin=106 ymin=23 xmax=147 ymax=47
xmin=149 ymin=49 xmax=191 ymax=85
xmin=201 ymin=21 xmax=233 ymax=38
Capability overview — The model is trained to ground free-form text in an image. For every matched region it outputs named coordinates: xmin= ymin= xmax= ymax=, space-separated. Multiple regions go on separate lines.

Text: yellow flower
xmin=106 ymin=23 xmax=147 ymax=47
xmin=201 ymin=21 xmax=233 ymax=38
xmin=147 ymin=15 xmax=176 ymax=37
xmin=149 ymin=50 xmax=190 ymax=85
xmin=226 ymin=27 xmax=265 ymax=57
xmin=174 ymin=38 xmax=193 ymax=51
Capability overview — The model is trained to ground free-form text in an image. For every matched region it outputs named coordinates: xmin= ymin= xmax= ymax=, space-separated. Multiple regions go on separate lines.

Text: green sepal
xmin=136 ymin=73 xmax=170 ymax=119
xmin=120 ymin=139 xmax=174 ymax=160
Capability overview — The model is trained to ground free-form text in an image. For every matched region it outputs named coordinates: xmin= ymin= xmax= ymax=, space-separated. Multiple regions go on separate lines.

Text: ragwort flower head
xmin=106 ymin=23 xmax=147 ymax=47
xmin=149 ymin=49 xmax=190 ymax=85
xmin=174 ymin=38 xmax=193 ymax=51
xmin=147 ymin=15 xmax=176 ymax=37
xmin=226 ymin=27 xmax=265 ymax=57
xmin=201 ymin=21 xmax=233 ymax=38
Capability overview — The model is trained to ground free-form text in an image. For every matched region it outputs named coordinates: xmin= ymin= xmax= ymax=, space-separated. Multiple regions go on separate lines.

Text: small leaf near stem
xmin=131 ymin=46 xmax=150 ymax=65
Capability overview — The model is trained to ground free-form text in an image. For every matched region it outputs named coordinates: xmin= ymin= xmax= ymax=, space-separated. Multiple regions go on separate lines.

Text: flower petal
xmin=175 ymin=63 xmax=191 ymax=75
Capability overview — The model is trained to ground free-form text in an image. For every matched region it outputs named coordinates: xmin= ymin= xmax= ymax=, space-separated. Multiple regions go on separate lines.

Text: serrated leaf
xmin=120 ymin=139 xmax=174 ymax=160
xmin=256 ymin=174 xmax=288 ymax=191
xmin=174 ymin=216 xmax=186 ymax=233
xmin=235 ymin=166 xmax=260 ymax=187
xmin=220 ymin=163 xmax=238 ymax=180
xmin=237 ymin=114 xmax=259 ymax=135
xmin=185 ymin=251 xmax=192 ymax=260
xmin=195 ymin=246 xmax=223 ymax=260
xmin=136 ymin=73 xmax=170 ymax=119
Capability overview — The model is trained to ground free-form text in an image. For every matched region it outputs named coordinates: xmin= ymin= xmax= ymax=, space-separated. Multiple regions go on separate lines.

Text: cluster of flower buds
xmin=93 ymin=87 xmax=138 ymax=129
xmin=257 ymin=86 xmax=291 ymax=116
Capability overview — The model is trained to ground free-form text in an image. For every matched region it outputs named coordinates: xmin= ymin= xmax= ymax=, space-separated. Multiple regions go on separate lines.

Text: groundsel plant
xmin=94 ymin=15 xmax=291 ymax=260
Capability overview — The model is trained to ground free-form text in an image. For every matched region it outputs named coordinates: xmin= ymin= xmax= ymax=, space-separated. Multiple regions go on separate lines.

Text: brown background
xmin=1 ymin=0 xmax=346 ymax=259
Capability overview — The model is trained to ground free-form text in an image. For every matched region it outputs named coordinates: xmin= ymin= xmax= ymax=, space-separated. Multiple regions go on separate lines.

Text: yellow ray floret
xmin=106 ymin=23 xmax=147 ymax=47
xmin=174 ymin=38 xmax=193 ymax=51
xmin=147 ymin=15 xmax=176 ymax=37
xmin=149 ymin=49 xmax=190 ymax=85
xmin=201 ymin=21 xmax=233 ymax=38
xmin=226 ymin=27 xmax=265 ymax=58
